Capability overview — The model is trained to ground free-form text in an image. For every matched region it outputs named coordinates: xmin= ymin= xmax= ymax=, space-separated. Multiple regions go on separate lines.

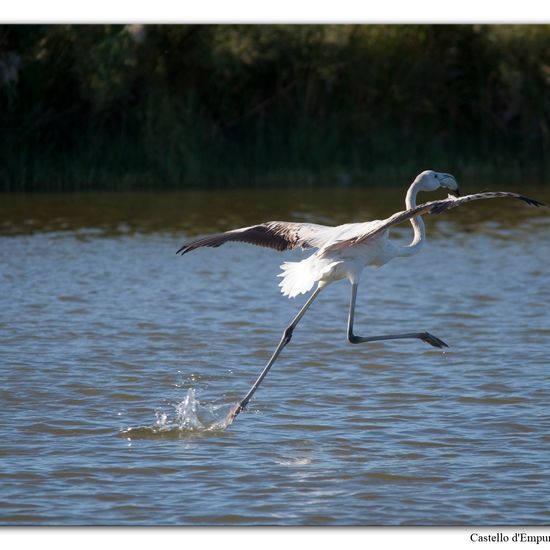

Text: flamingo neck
xmin=398 ymin=181 xmax=425 ymax=257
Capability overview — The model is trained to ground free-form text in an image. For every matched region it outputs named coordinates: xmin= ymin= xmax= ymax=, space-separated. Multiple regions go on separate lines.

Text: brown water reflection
xmin=1 ymin=184 xmax=547 ymax=237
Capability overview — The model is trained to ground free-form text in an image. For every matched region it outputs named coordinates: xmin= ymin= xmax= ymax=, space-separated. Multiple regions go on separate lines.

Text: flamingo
xmin=177 ymin=170 xmax=543 ymax=424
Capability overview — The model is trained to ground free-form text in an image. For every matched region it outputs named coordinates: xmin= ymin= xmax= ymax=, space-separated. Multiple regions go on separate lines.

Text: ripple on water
xmin=1 ymin=188 xmax=550 ymax=525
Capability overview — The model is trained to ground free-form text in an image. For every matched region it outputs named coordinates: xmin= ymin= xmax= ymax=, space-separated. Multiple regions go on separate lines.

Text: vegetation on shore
xmin=1 ymin=24 xmax=549 ymax=191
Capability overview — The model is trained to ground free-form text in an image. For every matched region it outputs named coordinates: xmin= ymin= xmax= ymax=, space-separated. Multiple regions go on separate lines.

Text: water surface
xmin=1 ymin=185 xmax=549 ymax=525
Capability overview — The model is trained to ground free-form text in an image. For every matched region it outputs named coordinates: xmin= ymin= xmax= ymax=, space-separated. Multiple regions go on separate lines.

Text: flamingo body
xmin=176 ymin=170 xmax=543 ymax=424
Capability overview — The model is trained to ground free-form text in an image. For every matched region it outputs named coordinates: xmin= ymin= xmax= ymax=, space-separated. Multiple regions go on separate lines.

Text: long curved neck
xmin=398 ymin=180 xmax=425 ymax=257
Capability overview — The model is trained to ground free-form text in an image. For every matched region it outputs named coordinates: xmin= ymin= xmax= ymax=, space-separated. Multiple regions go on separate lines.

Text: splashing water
xmin=121 ymin=389 xmax=238 ymax=437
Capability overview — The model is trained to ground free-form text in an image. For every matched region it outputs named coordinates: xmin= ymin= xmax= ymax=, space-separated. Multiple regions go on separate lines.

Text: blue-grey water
xmin=1 ymin=186 xmax=549 ymax=525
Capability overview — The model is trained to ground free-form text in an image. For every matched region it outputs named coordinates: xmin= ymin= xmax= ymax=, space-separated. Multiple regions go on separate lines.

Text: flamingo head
xmin=415 ymin=170 xmax=460 ymax=196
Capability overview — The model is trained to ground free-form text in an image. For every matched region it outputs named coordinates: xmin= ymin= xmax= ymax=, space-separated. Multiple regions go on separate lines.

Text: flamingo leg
xmin=226 ymin=284 xmax=324 ymax=424
xmin=347 ymin=283 xmax=448 ymax=348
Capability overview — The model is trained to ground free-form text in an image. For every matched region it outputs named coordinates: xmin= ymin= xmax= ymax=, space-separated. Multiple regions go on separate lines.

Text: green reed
xmin=1 ymin=24 xmax=549 ymax=190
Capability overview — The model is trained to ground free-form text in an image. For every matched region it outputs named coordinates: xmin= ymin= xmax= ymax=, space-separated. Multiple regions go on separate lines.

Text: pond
xmin=1 ymin=183 xmax=549 ymax=525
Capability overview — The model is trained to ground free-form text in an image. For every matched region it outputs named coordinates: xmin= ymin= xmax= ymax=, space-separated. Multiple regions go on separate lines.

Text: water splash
xmin=121 ymin=389 xmax=237 ymax=437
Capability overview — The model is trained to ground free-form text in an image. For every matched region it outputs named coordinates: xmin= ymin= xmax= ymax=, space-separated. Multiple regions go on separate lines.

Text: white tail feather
xmin=278 ymin=257 xmax=318 ymax=298
xmin=278 ymin=257 xmax=343 ymax=298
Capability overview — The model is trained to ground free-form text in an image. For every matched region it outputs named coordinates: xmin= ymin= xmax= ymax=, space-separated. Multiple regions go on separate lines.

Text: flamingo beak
xmin=441 ymin=174 xmax=459 ymax=197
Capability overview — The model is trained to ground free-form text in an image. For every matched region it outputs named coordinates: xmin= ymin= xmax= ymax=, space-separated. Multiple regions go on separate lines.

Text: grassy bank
xmin=1 ymin=25 xmax=549 ymax=190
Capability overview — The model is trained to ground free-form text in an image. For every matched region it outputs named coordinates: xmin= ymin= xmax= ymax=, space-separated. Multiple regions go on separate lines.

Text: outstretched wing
xmin=177 ymin=221 xmax=332 ymax=255
xmin=322 ymin=191 xmax=544 ymax=253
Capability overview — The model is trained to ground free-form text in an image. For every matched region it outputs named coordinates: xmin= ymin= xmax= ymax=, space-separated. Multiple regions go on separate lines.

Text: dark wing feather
xmin=322 ymin=191 xmax=544 ymax=253
xmin=177 ymin=221 xmax=330 ymax=255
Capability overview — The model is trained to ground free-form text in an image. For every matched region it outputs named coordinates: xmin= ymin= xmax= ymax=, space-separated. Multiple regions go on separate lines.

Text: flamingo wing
xmin=177 ymin=221 xmax=332 ymax=255
xmin=321 ymin=191 xmax=543 ymax=253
